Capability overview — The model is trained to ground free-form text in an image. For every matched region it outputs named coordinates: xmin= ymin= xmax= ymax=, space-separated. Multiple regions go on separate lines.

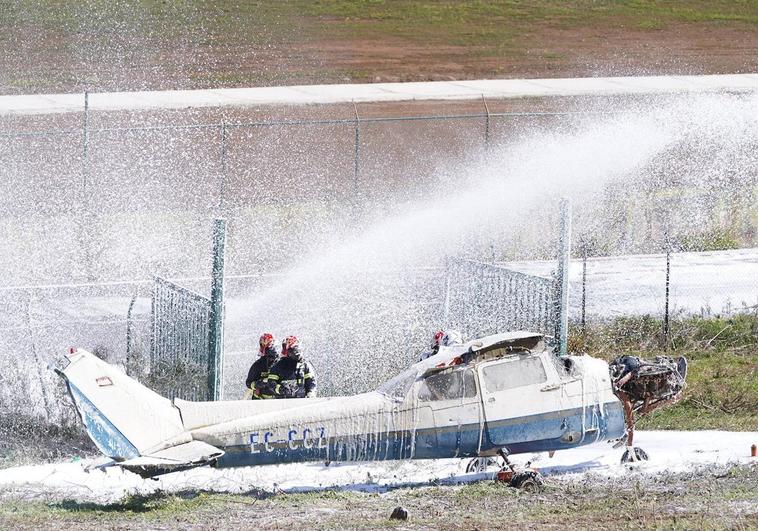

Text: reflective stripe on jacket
xmin=262 ymin=357 xmax=317 ymax=399
xmin=246 ymin=354 xmax=278 ymax=399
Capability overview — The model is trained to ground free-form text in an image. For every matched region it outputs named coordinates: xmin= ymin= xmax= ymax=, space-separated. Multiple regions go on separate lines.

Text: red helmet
xmin=432 ymin=330 xmax=446 ymax=349
xmin=431 ymin=329 xmax=462 ymax=350
xmin=259 ymin=333 xmax=275 ymax=354
xmin=282 ymin=335 xmax=300 ymax=356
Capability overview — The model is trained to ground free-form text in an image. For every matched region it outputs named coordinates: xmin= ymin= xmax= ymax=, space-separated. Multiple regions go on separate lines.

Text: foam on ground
xmin=0 ymin=430 xmax=755 ymax=503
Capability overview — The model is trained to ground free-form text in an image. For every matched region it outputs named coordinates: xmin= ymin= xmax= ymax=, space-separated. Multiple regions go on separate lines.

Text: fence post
xmin=80 ymin=90 xmax=97 ymax=281
xmin=663 ymin=238 xmax=671 ymax=350
xmin=352 ymin=102 xmax=360 ymax=196
xmin=125 ymin=292 xmax=138 ymax=376
xmin=581 ymin=241 xmax=587 ymax=336
xmin=556 ymin=199 xmax=572 ymax=356
xmin=482 ymin=95 xmax=491 ymax=148
xmin=24 ymin=292 xmax=53 ymax=419
xmin=83 ymin=91 xmax=89 ymax=193
xmin=208 ymin=218 xmax=227 ymax=401
xmin=150 ymin=277 xmax=157 ymax=369
xmin=443 ymin=256 xmax=451 ymax=326
xmin=219 ymin=121 xmax=227 ymax=215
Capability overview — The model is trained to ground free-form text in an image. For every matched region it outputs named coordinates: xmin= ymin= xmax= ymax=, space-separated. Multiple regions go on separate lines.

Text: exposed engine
xmin=609 ymin=355 xmax=687 ymax=413
xmin=608 ymin=354 xmax=688 ymax=463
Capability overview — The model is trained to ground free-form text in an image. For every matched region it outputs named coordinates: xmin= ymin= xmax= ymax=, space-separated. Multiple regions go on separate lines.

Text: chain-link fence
xmin=443 ymin=257 xmax=556 ymax=340
xmin=499 ymin=245 xmax=758 ymax=353
xmin=579 ymin=246 xmax=756 ymax=324
xmin=2 ymin=243 xmax=754 ymax=419
xmin=0 ymin=281 xmax=151 ymax=433
xmin=5 ymin=95 xmax=755 ymax=286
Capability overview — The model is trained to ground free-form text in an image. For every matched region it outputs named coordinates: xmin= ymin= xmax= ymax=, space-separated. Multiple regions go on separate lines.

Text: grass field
xmin=1 ymin=464 xmax=756 ymax=529
xmin=300 ymin=1 xmax=758 ymax=42
xmin=0 ymin=1 xmax=756 ymax=93
xmin=572 ymin=313 xmax=758 ymax=431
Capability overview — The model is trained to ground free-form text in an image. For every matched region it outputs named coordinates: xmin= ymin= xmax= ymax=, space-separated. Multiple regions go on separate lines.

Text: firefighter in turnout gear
xmin=419 ymin=329 xmax=463 ymax=362
xmin=245 ymin=333 xmax=279 ymax=399
xmin=263 ymin=335 xmax=317 ymax=399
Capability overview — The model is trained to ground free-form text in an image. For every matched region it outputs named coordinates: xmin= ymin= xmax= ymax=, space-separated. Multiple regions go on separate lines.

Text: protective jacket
xmin=263 ymin=356 xmax=317 ymax=399
xmin=246 ymin=351 xmax=278 ymax=399
xmin=418 ymin=345 xmax=440 ymax=362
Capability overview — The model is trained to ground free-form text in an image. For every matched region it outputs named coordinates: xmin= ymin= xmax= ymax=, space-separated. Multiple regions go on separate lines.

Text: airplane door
xmin=477 ymin=355 xmax=562 ymax=447
xmin=416 ymin=368 xmax=482 ymax=457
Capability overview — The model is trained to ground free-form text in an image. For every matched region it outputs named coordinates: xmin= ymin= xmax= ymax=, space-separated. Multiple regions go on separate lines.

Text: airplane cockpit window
xmin=418 ymin=369 xmax=477 ymax=401
xmin=377 ymin=369 xmax=417 ymax=401
xmin=481 ymin=357 xmax=547 ymax=393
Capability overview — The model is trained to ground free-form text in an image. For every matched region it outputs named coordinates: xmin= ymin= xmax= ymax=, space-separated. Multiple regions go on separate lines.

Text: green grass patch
xmin=0 ymin=489 xmax=267 ymax=524
xmin=15 ymin=1 xmax=758 ymax=54
xmin=455 ymin=480 xmax=520 ymax=501
xmin=571 ymin=312 xmax=758 ymax=431
xmin=299 ymin=1 xmax=758 ymax=44
xmin=637 ymin=19 xmax=664 ymax=30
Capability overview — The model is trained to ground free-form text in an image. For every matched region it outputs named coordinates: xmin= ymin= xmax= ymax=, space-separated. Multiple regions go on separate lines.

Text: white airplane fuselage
xmin=55 ymin=332 xmax=626 ymax=477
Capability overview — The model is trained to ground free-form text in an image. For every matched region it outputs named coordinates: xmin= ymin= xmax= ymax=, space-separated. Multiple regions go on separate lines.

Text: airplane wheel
xmin=510 ymin=471 xmax=544 ymax=493
xmin=621 ymin=446 xmax=649 ymax=464
xmin=635 ymin=447 xmax=649 ymax=461
xmin=465 ymin=457 xmax=498 ymax=473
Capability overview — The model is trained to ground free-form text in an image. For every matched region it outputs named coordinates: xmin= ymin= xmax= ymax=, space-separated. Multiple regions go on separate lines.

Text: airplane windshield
xmin=377 ymin=367 xmax=419 ymax=401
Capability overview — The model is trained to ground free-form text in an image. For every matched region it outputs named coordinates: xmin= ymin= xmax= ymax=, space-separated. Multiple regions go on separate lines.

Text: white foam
xmin=1 ymin=430 xmax=755 ymax=503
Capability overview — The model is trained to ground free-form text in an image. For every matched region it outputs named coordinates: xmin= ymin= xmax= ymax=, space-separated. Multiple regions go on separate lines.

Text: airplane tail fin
xmin=52 ymin=348 xmax=190 ymax=461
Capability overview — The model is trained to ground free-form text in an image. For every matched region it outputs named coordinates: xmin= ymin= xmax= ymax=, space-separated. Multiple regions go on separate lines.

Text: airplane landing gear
xmin=509 ymin=470 xmax=544 ymax=492
xmin=621 ymin=446 xmax=649 ymax=464
xmin=610 ymin=355 xmax=688 ymax=466
xmin=494 ymin=448 xmax=544 ymax=493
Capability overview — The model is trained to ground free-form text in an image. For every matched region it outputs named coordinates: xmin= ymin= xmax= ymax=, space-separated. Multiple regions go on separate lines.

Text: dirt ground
xmin=0 ymin=2 xmax=756 ymax=94
xmin=1 ymin=463 xmax=756 ymax=530
xmin=305 ymin=22 xmax=758 ymax=83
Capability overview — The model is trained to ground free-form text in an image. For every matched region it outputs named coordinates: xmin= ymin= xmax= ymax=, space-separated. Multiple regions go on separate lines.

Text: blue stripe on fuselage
xmin=214 ymin=401 xmax=624 ymax=468
xmin=67 ymin=382 xmax=140 ymax=460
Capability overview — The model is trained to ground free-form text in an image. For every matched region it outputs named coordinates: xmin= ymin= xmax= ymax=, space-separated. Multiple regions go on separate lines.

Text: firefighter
xmin=244 ymin=333 xmax=279 ymax=399
xmin=419 ymin=329 xmax=463 ymax=361
xmin=263 ymin=335 xmax=317 ymax=399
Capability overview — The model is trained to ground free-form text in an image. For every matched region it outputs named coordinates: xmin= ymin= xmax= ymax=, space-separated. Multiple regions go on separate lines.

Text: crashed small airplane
xmin=53 ymin=332 xmax=686 ymax=485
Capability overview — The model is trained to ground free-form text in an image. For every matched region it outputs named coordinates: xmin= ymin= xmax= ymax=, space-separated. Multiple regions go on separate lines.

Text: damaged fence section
xmin=150 ymin=277 xmax=214 ymax=402
xmin=443 ymin=257 xmax=556 ymax=341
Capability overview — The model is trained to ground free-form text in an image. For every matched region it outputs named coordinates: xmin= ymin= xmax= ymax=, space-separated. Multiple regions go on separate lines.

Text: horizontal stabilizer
xmin=119 ymin=440 xmax=224 ymax=478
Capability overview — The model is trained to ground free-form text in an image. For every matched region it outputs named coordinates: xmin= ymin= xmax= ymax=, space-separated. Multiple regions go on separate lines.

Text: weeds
xmin=0 ymin=464 xmax=755 ymax=529
xmin=0 ymin=414 xmax=95 ymax=469
xmin=571 ymin=311 xmax=758 ymax=357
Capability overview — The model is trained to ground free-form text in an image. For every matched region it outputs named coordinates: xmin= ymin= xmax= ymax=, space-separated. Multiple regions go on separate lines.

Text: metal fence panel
xmin=443 ymin=257 xmax=556 ymax=341
xmin=150 ymin=276 xmax=212 ymax=401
